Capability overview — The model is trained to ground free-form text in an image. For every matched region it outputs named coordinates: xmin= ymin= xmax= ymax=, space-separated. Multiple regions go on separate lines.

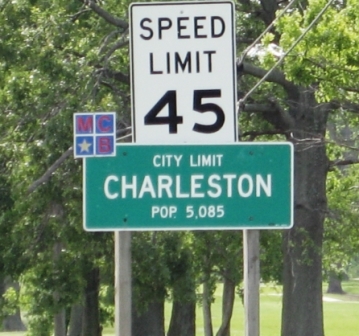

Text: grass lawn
xmin=1 ymin=280 xmax=358 ymax=336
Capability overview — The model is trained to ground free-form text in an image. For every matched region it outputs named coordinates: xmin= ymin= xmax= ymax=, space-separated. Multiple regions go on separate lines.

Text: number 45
xmin=144 ymin=89 xmax=225 ymax=134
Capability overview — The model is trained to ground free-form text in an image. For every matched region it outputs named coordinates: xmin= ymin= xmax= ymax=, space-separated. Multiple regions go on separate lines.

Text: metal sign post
xmin=114 ymin=231 xmax=132 ymax=336
xmin=243 ymin=230 xmax=260 ymax=336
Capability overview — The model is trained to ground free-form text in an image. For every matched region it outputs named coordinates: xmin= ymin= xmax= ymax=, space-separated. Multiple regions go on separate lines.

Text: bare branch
xmin=241 ymin=103 xmax=275 ymax=113
xmin=80 ymin=0 xmax=128 ymax=29
xmin=241 ymin=129 xmax=289 ymax=141
xmin=98 ymin=30 xmax=125 ymax=55
xmin=100 ymin=39 xmax=129 ymax=63
xmin=238 ymin=60 xmax=296 ymax=92
xmin=331 ymin=100 xmax=359 ymax=114
xmin=70 ymin=8 xmax=92 ymax=22
xmin=326 ymin=138 xmax=359 ymax=152
xmin=241 ymin=97 xmax=295 ymax=130
xmin=330 ymin=159 xmax=359 ymax=168
xmin=98 ymin=68 xmax=130 ymax=85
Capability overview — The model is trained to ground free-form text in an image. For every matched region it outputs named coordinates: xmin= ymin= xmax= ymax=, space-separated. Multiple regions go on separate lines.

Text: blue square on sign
xmin=75 ymin=114 xmax=94 ymax=134
xmin=75 ymin=136 xmax=94 ymax=157
xmin=95 ymin=136 xmax=115 ymax=156
xmin=96 ymin=114 xmax=114 ymax=134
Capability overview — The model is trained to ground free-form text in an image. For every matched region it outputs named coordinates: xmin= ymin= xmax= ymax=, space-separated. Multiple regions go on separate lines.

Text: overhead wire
xmin=117 ymin=133 xmax=132 ymax=141
xmin=239 ymin=0 xmax=336 ymax=106
xmin=240 ymin=0 xmax=300 ymax=61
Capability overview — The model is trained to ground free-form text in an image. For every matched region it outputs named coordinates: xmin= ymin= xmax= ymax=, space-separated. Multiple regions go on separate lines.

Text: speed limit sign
xmin=129 ymin=1 xmax=237 ymax=144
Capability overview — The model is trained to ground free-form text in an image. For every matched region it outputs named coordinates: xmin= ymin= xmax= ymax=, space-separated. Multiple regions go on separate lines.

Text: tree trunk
xmin=167 ymin=300 xmax=196 ymax=336
xmin=216 ymin=276 xmax=235 ymax=336
xmin=327 ymin=273 xmax=345 ymax=294
xmin=67 ymin=304 xmax=84 ymax=336
xmin=132 ymin=300 xmax=165 ymax=336
xmin=202 ymin=279 xmax=213 ymax=336
xmin=54 ymin=309 xmax=66 ymax=336
xmin=81 ymin=267 xmax=101 ymax=336
xmin=1 ymin=278 xmax=26 ymax=331
xmin=281 ymin=87 xmax=328 ymax=336
xmin=167 ymin=249 xmax=196 ymax=336
xmin=259 ymin=0 xmax=278 ymax=26
xmin=2 ymin=311 xmax=27 ymax=332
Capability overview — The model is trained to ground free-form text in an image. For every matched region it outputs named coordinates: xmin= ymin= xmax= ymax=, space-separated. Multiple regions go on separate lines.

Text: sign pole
xmin=115 ymin=231 xmax=132 ymax=336
xmin=243 ymin=229 xmax=260 ymax=336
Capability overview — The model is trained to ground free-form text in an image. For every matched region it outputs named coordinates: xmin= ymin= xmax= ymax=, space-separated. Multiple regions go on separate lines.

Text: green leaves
xmin=276 ymin=0 xmax=359 ymax=101
xmin=0 ymin=0 xmax=130 ymax=330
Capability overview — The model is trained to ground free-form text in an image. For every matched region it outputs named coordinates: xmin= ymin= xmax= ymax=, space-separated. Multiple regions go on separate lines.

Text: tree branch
xmin=329 ymin=159 xmax=359 ymax=168
xmin=70 ymin=8 xmax=92 ymax=22
xmin=241 ymin=98 xmax=295 ymax=130
xmin=241 ymin=103 xmax=275 ymax=113
xmin=238 ymin=60 xmax=296 ymax=92
xmin=100 ymin=40 xmax=129 ymax=63
xmin=28 ymin=147 xmax=74 ymax=194
xmin=0 ymin=0 xmax=11 ymax=13
xmin=80 ymin=0 xmax=128 ymax=29
xmin=96 ymin=68 xmax=130 ymax=85
xmin=241 ymin=129 xmax=289 ymax=141
xmin=27 ymin=127 xmax=132 ymax=194
xmin=330 ymin=100 xmax=359 ymax=114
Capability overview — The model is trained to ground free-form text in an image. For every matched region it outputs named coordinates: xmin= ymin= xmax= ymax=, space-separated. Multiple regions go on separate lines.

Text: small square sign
xmin=74 ymin=112 xmax=116 ymax=158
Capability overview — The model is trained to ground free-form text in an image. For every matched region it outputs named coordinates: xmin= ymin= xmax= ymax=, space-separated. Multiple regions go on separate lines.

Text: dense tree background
xmin=0 ymin=0 xmax=358 ymax=335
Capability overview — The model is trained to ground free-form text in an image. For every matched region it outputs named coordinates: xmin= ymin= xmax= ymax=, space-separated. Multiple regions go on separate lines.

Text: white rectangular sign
xmin=129 ymin=1 xmax=237 ymax=144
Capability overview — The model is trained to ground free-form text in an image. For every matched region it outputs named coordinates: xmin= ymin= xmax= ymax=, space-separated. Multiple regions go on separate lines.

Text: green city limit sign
xmin=83 ymin=143 xmax=293 ymax=231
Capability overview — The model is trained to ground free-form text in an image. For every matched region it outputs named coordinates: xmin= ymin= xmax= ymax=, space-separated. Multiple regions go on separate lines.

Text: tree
xmin=324 ymin=165 xmax=359 ymax=293
xmin=324 ymin=111 xmax=359 ymax=292
xmin=1 ymin=1 xmax=359 ymax=335
xmin=192 ymin=231 xmax=243 ymax=336
xmin=238 ymin=1 xmax=359 ymax=335
xmin=0 ymin=0 xmax=123 ymax=333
